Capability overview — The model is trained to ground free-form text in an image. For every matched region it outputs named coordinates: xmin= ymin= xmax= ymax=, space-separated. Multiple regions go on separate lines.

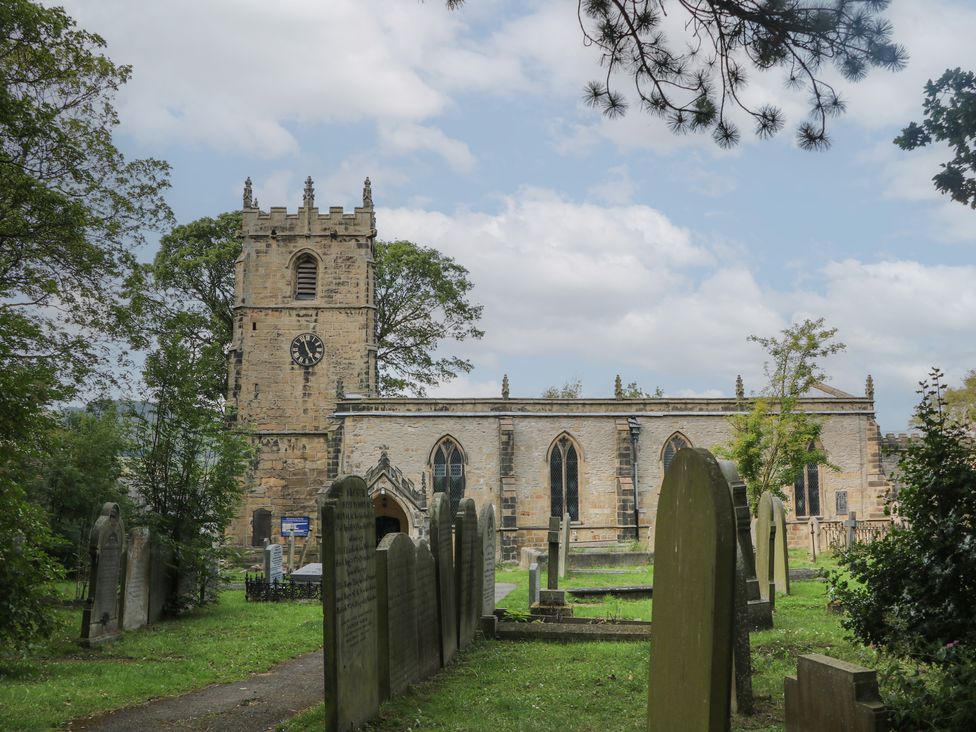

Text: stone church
xmin=226 ymin=177 xmax=890 ymax=561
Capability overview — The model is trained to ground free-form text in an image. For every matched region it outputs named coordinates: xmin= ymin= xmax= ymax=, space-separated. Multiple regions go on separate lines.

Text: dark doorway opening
xmin=375 ymin=515 xmax=401 ymax=545
xmin=252 ymin=508 xmax=272 ymax=546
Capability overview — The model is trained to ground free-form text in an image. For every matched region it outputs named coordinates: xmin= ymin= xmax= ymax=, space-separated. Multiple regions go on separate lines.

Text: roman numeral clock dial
xmin=290 ymin=333 xmax=325 ymax=367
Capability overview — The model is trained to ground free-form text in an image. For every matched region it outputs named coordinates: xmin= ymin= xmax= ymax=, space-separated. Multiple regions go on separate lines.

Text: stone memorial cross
xmin=844 ymin=511 xmax=858 ymax=548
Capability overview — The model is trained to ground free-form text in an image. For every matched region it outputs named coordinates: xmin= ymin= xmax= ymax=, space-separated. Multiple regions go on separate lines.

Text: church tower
xmin=227 ymin=176 xmax=377 ymax=545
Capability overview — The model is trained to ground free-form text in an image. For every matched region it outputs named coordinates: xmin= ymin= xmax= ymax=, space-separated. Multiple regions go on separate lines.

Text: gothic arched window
xmin=661 ymin=432 xmax=692 ymax=474
xmin=549 ymin=434 xmax=580 ymax=521
xmin=432 ymin=438 xmax=465 ymax=516
xmin=294 ymin=253 xmax=318 ymax=300
xmin=794 ymin=444 xmax=822 ymax=517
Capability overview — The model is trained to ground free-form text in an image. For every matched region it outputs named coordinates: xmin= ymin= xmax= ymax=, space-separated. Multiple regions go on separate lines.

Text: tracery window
xmin=794 ymin=446 xmax=822 ymax=517
xmin=432 ymin=438 xmax=465 ymax=516
xmin=294 ymin=253 xmax=317 ymax=300
xmin=661 ymin=432 xmax=691 ymax=474
xmin=549 ymin=435 xmax=579 ymax=521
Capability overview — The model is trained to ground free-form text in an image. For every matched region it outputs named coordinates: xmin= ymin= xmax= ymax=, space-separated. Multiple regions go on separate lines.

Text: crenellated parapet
xmin=240 ymin=175 xmax=376 ymax=239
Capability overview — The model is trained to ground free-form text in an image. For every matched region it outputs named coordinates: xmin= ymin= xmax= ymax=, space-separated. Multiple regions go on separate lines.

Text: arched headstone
xmin=454 ymin=497 xmax=479 ymax=649
xmin=319 ymin=475 xmax=379 ymax=732
xmin=647 ymin=448 xmax=735 ymax=732
xmin=414 ymin=540 xmax=441 ymax=680
xmin=80 ymin=503 xmax=125 ymax=646
xmin=771 ymin=496 xmax=791 ymax=595
xmin=376 ymin=533 xmax=418 ymax=701
xmin=479 ymin=503 xmax=496 ymax=615
xmin=429 ymin=493 xmax=458 ymax=666
xmin=755 ymin=492 xmax=776 ymax=603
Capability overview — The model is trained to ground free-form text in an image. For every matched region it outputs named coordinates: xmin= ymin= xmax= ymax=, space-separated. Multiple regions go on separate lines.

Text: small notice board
xmin=281 ymin=516 xmax=310 ymax=537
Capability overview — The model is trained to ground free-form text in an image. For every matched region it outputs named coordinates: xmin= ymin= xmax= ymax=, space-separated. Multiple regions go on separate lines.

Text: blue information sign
xmin=281 ymin=516 xmax=310 ymax=537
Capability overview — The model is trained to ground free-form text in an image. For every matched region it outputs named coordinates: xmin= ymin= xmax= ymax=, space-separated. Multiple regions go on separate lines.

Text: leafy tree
xmin=944 ymin=369 xmax=976 ymax=432
xmin=828 ymin=368 xmax=976 ymax=664
xmin=129 ymin=313 xmax=251 ymax=613
xmin=542 ymin=378 xmax=583 ymax=398
xmin=446 ymin=0 xmax=906 ymax=148
xmin=30 ymin=403 xmax=132 ymax=570
xmin=718 ymin=317 xmax=845 ymax=513
xmin=625 ymin=381 xmax=663 ymax=398
xmin=895 ymin=68 xmax=976 ymax=209
xmin=374 ymin=239 xmax=483 ymax=396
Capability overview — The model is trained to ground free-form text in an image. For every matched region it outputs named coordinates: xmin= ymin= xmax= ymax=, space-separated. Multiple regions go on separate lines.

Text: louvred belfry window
xmin=549 ymin=435 xmax=579 ymax=521
xmin=294 ymin=254 xmax=317 ymax=300
xmin=432 ymin=438 xmax=465 ymax=516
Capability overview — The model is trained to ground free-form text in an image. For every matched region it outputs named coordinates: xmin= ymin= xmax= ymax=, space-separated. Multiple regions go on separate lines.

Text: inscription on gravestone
xmin=479 ymin=504 xmax=496 ymax=615
xmin=414 ymin=540 xmax=441 ymax=680
xmin=454 ymin=498 xmax=479 ymax=649
xmin=647 ymin=448 xmax=735 ymax=732
xmin=265 ymin=543 xmax=284 ymax=583
xmin=80 ymin=503 xmax=125 ymax=647
xmin=376 ymin=533 xmax=419 ymax=701
xmin=320 ymin=475 xmax=379 ymax=732
xmin=122 ymin=527 xmax=151 ymax=631
xmin=429 ymin=493 xmax=458 ymax=666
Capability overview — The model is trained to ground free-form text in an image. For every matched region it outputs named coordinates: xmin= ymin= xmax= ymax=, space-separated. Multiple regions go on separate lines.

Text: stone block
xmin=785 ymin=654 xmax=889 ymax=731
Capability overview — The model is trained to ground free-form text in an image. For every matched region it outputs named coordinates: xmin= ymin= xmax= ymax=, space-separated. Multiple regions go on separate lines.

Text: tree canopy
xmin=447 ymin=0 xmax=906 ymax=148
xmin=895 ymin=68 xmax=976 ymax=209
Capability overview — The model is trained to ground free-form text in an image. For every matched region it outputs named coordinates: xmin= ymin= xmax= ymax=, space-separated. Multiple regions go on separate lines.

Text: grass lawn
xmin=283 ymin=553 xmax=870 ymax=731
xmin=0 ymin=592 xmax=323 ymax=731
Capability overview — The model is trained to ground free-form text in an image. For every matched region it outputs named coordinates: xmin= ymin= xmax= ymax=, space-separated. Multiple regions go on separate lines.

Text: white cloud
xmin=378 ymin=123 xmax=476 ymax=173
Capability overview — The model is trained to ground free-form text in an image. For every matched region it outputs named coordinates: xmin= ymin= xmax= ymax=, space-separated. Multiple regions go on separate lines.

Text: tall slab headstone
xmin=376 ymin=533 xmax=419 ymax=701
xmin=414 ymin=540 xmax=441 ymax=680
xmin=147 ymin=537 xmax=171 ymax=623
xmin=80 ymin=502 xmax=125 ymax=646
xmin=719 ymin=461 xmax=771 ymax=631
xmin=429 ymin=493 xmax=458 ymax=666
xmin=755 ymin=491 xmax=776 ymax=603
xmin=771 ymin=496 xmax=791 ymax=595
xmin=528 ymin=562 xmax=541 ymax=607
xmin=559 ymin=511 xmax=570 ymax=578
xmin=479 ymin=504 xmax=496 ymax=615
xmin=121 ymin=527 xmax=151 ymax=631
xmin=546 ymin=516 xmax=561 ymax=590
xmin=647 ymin=448 xmax=735 ymax=732
xmin=319 ymin=475 xmax=379 ymax=732
xmin=265 ymin=542 xmax=284 ymax=584
xmin=454 ymin=497 xmax=479 ymax=649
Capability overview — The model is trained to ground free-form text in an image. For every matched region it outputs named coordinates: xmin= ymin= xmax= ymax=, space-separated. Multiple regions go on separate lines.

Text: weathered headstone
xmin=414 ymin=540 xmax=441 ymax=680
xmin=547 ymin=516 xmax=561 ymax=590
xmin=80 ymin=502 xmax=125 ymax=647
xmin=844 ymin=511 xmax=858 ymax=547
xmin=772 ymin=496 xmax=791 ymax=595
xmin=147 ymin=538 xmax=171 ymax=624
xmin=720 ymin=461 xmax=771 ymax=631
xmin=755 ymin=492 xmax=776 ymax=604
xmin=319 ymin=475 xmax=379 ymax=732
xmin=647 ymin=448 xmax=735 ymax=732
xmin=559 ymin=511 xmax=570 ymax=578
xmin=785 ymin=654 xmax=890 ymax=731
xmin=376 ymin=533 xmax=419 ymax=701
xmin=479 ymin=503 xmax=496 ymax=615
xmin=429 ymin=493 xmax=458 ymax=666
xmin=528 ymin=562 xmax=541 ymax=607
xmin=121 ymin=527 xmax=151 ymax=631
xmin=454 ymin=497 xmax=479 ymax=649
xmin=265 ymin=542 xmax=284 ymax=584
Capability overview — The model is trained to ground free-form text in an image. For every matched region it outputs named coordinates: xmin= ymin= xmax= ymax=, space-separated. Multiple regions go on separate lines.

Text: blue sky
xmin=61 ymin=0 xmax=976 ymax=431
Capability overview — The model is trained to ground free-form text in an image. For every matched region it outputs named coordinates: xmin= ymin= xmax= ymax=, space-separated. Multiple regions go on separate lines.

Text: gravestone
xmin=454 ymin=498 xmax=479 ymax=649
xmin=147 ymin=538 xmax=172 ymax=623
xmin=376 ymin=533 xmax=419 ymax=701
xmin=547 ymin=516 xmax=561 ymax=590
xmin=771 ymin=496 xmax=791 ymax=595
xmin=559 ymin=511 xmax=570 ymax=578
xmin=844 ymin=511 xmax=858 ymax=547
xmin=647 ymin=448 xmax=735 ymax=732
xmin=428 ymin=493 xmax=458 ymax=666
xmin=80 ymin=502 xmax=125 ymax=646
xmin=479 ymin=503 xmax=496 ymax=615
xmin=528 ymin=562 xmax=541 ymax=607
xmin=414 ymin=540 xmax=441 ymax=680
xmin=265 ymin=542 xmax=284 ymax=584
xmin=755 ymin=492 xmax=776 ymax=603
xmin=720 ymin=461 xmax=771 ymax=631
xmin=319 ymin=475 xmax=379 ymax=732
xmin=121 ymin=527 xmax=151 ymax=631
xmin=785 ymin=654 xmax=889 ymax=731
xmin=808 ymin=516 xmax=820 ymax=561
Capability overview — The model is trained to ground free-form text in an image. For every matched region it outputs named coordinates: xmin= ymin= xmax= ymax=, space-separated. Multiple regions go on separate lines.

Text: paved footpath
xmin=68 ymin=583 xmax=518 ymax=731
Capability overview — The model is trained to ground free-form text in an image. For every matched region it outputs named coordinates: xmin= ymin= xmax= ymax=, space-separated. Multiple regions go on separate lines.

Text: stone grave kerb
xmin=319 ymin=475 xmax=379 ymax=732
xmin=647 ymin=448 xmax=736 ymax=732
xmin=547 ymin=516 xmax=561 ymax=590
xmin=80 ymin=502 xmax=125 ymax=647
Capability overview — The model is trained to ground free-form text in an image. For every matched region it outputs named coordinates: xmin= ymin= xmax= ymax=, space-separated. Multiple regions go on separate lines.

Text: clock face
xmin=290 ymin=333 xmax=325 ymax=367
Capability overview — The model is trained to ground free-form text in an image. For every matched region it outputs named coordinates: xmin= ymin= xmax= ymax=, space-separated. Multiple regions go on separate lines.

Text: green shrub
xmin=881 ymin=644 xmax=976 ymax=731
